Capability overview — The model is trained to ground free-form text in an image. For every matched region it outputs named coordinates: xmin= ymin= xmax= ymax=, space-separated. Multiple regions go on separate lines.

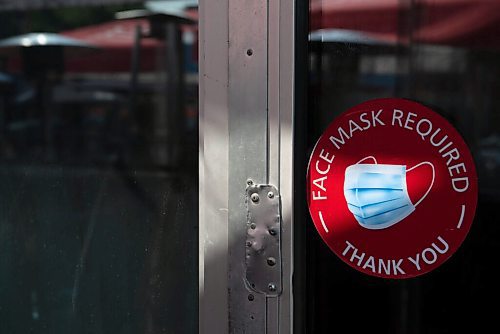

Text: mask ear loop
xmin=407 ymin=161 xmax=435 ymax=207
xmin=356 ymin=156 xmax=377 ymax=164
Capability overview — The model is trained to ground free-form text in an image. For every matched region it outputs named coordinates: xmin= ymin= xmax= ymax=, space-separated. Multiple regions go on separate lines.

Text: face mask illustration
xmin=344 ymin=156 xmax=435 ymax=230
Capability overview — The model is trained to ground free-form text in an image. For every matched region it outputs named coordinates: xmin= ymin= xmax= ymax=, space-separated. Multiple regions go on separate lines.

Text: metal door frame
xmin=199 ymin=0 xmax=295 ymax=332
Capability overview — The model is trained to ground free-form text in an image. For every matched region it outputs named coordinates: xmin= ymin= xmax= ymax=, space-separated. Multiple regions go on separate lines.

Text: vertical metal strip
xmin=277 ymin=0 xmax=295 ymax=333
xmin=292 ymin=0 xmax=309 ymax=332
xmin=199 ymin=0 xmax=230 ymax=332
xmin=228 ymin=0 xmax=269 ymax=332
xmin=268 ymin=0 xmax=281 ymax=187
xmin=266 ymin=296 xmax=280 ymax=333
xmin=268 ymin=0 xmax=283 ymax=333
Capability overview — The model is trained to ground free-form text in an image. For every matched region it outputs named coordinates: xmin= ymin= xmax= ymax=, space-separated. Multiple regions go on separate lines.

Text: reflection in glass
xmin=306 ymin=0 xmax=500 ymax=332
xmin=0 ymin=2 xmax=198 ymax=333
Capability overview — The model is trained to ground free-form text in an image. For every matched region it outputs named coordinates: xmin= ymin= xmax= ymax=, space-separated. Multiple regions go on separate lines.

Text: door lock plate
xmin=245 ymin=183 xmax=282 ymax=296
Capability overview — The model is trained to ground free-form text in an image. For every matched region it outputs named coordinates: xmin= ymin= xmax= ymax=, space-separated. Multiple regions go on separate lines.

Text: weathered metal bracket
xmin=245 ymin=182 xmax=282 ymax=297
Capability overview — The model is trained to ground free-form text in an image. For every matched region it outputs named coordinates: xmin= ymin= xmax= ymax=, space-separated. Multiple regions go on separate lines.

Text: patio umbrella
xmin=0 ymin=32 xmax=99 ymax=75
xmin=0 ymin=33 xmax=100 ymax=157
xmin=115 ymin=8 xmax=196 ymax=26
xmin=0 ymin=33 xmax=98 ymax=54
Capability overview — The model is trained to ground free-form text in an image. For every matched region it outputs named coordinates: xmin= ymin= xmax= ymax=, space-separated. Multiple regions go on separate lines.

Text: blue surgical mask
xmin=344 ymin=157 xmax=434 ymax=230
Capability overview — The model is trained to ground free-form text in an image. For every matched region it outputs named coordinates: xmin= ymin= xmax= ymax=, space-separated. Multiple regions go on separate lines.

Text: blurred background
xmin=0 ymin=1 xmax=199 ymax=333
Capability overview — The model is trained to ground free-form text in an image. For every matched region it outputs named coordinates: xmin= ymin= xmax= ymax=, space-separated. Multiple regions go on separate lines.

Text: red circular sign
xmin=307 ymin=98 xmax=478 ymax=278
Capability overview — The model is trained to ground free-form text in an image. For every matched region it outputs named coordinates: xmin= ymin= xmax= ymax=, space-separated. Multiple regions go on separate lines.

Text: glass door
xmin=298 ymin=0 xmax=500 ymax=332
xmin=0 ymin=2 xmax=199 ymax=333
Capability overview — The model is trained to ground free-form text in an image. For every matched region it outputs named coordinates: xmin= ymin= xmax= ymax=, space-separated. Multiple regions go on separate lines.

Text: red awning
xmin=1 ymin=0 xmax=139 ymax=12
xmin=310 ymin=0 xmax=500 ymax=49
xmin=62 ymin=19 xmax=162 ymax=73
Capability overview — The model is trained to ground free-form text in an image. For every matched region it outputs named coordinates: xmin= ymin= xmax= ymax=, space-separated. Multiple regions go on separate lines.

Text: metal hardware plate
xmin=245 ymin=183 xmax=282 ymax=296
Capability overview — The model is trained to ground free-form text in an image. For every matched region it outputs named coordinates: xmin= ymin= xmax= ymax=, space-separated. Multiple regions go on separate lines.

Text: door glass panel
xmin=305 ymin=0 xmax=500 ymax=332
xmin=0 ymin=3 xmax=198 ymax=333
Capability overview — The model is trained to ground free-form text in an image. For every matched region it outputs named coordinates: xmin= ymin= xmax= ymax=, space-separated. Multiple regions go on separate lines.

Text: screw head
xmin=246 ymin=179 xmax=253 ymax=186
xmin=268 ymin=229 xmax=277 ymax=236
xmin=246 ymin=49 xmax=253 ymax=56
xmin=267 ymin=191 xmax=274 ymax=199
xmin=251 ymin=193 xmax=260 ymax=203
xmin=250 ymin=223 xmax=256 ymax=229
xmin=266 ymin=257 xmax=276 ymax=266
xmin=248 ymin=294 xmax=255 ymax=301
xmin=268 ymin=283 xmax=277 ymax=292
